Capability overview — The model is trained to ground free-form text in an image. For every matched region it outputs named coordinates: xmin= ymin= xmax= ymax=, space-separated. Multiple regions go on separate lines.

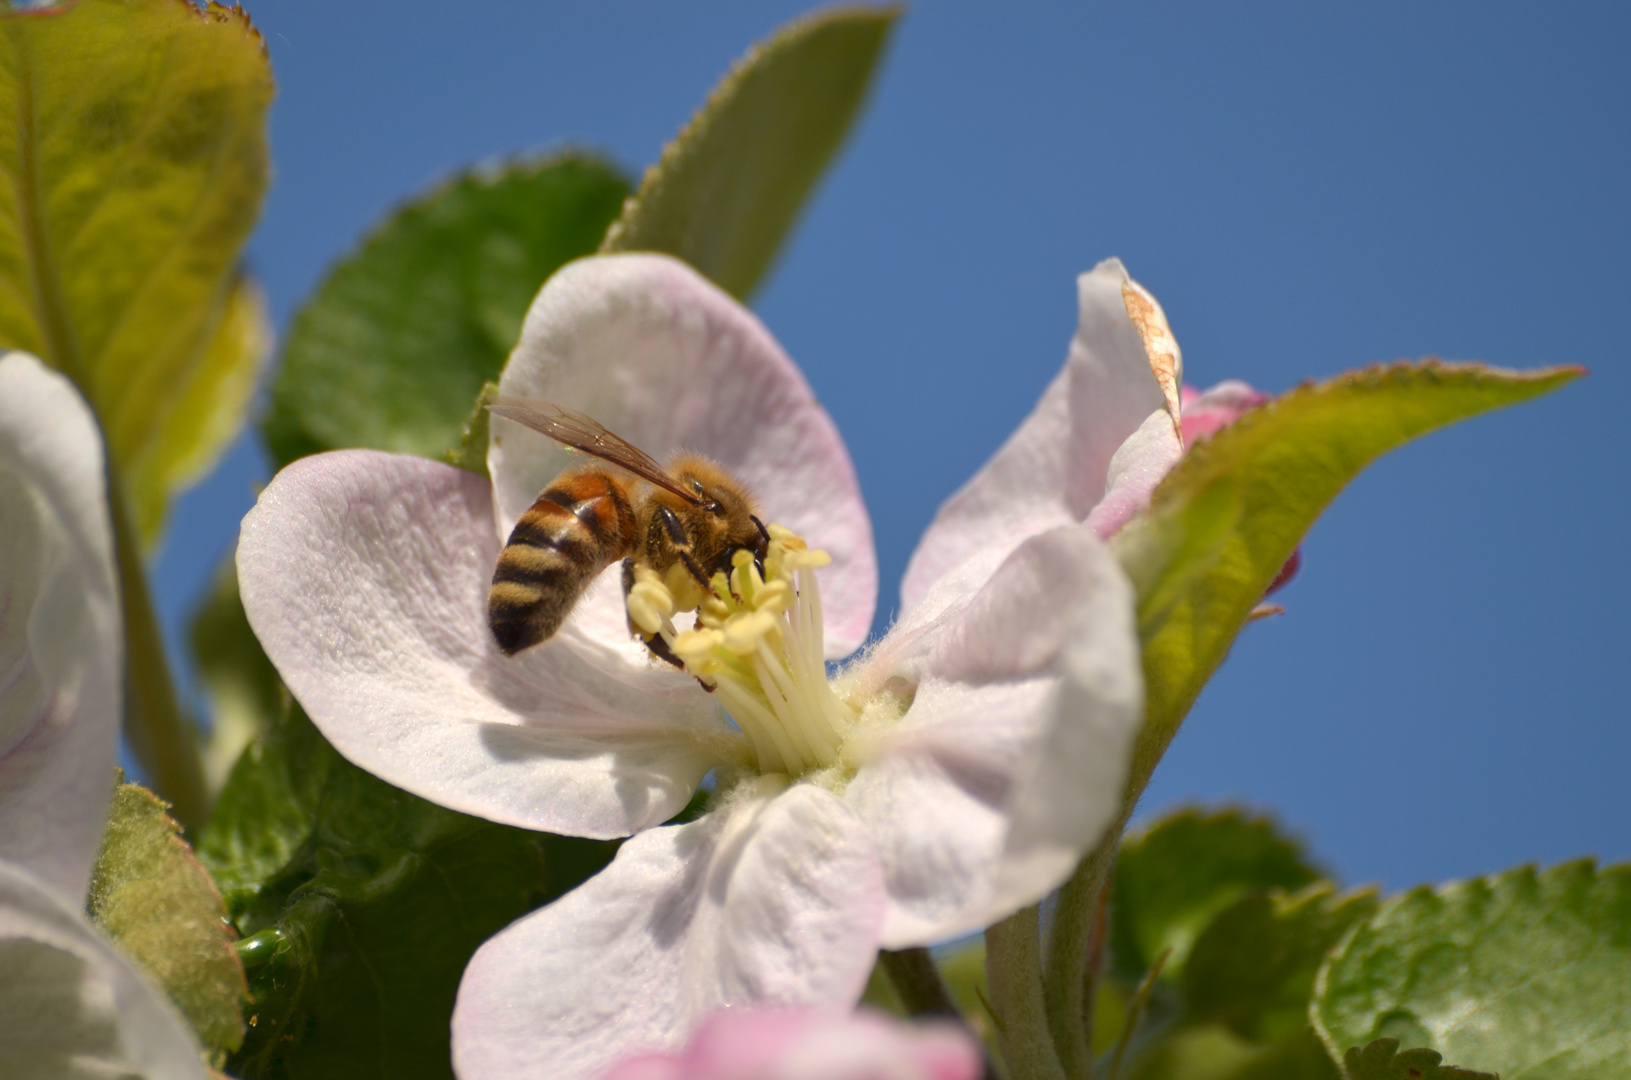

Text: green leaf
xmin=0 ymin=0 xmax=272 ymax=542
xmin=198 ymin=703 xmax=618 ymax=1080
xmin=1186 ymin=884 xmax=1380 ymax=1043
xmin=264 ymin=154 xmax=629 ymax=468
xmin=130 ymin=268 xmax=271 ymax=542
xmin=600 ymin=4 xmax=898 ymax=299
xmin=1113 ymin=807 xmax=1325 ymax=982
xmin=1314 ymin=860 xmax=1631 ymax=1079
xmin=445 ymin=378 xmax=499 ymax=474
xmin=1113 ymin=361 xmax=1582 ymax=798
xmin=1129 ymin=1025 xmax=1342 ymax=1080
xmin=1340 ymin=1040 xmax=1496 ymax=1080
xmin=191 ymin=554 xmax=284 ymax=793
xmin=87 ymin=775 xmax=248 ymax=1065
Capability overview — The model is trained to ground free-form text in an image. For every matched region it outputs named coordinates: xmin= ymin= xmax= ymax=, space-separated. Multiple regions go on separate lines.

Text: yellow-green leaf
xmin=129 ymin=269 xmax=271 ymax=542
xmin=601 ymin=4 xmax=898 ymax=299
xmin=1113 ymin=361 xmax=1582 ymax=798
xmin=88 ymin=777 xmax=247 ymax=1065
xmin=0 ymin=0 xmax=272 ymax=540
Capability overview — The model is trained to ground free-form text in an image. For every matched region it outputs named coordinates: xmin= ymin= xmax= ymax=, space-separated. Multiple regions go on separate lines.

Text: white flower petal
xmin=849 ymin=526 xmax=1141 ymax=946
xmin=490 ymin=254 xmax=877 ymax=658
xmin=238 ymin=449 xmax=727 ymax=839
xmin=900 ymin=258 xmax=1165 ymax=615
xmin=1081 ymin=408 xmax=1183 ymax=539
xmin=0 ymin=354 xmax=120 ymax=902
xmin=0 ymin=860 xmax=205 ymax=1080
xmin=452 ymin=784 xmax=885 ymax=1080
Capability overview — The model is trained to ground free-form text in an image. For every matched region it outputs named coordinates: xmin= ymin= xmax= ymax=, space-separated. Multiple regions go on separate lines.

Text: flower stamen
xmin=628 ymin=524 xmax=859 ymax=778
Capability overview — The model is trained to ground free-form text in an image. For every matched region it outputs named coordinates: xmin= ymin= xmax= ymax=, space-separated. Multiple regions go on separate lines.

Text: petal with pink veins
xmin=901 ymin=258 xmax=1166 ymax=614
xmin=237 ymin=449 xmax=732 ymax=839
xmin=489 ymin=254 xmax=876 ymax=659
xmin=847 ymin=524 xmax=1141 ymax=946
xmin=452 ymin=784 xmax=886 ymax=1080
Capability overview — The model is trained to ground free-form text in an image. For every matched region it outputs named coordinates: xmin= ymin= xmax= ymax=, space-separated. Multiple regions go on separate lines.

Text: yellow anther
xmin=699 ymin=595 xmax=732 ymax=629
xmin=781 ymin=547 xmax=832 ymax=572
xmin=664 ymin=561 xmax=705 ymax=613
xmin=671 ymin=627 xmax=723 ymax=667
xmin=626 ymin=566 xmax=675 ymax=637
xmin=753 ymin=579 xmax=793 ymax=616
xmin=722 ymin=610 xmax=778 ymax=655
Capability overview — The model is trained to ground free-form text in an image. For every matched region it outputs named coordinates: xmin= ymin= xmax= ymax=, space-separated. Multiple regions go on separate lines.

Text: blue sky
xmin=154 ymin=1 xmax=1631 ymax=891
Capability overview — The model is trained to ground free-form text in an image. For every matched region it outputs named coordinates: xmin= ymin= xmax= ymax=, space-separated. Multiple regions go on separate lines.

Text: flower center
xmin=626 ymin=525 xmax=862 ymax=778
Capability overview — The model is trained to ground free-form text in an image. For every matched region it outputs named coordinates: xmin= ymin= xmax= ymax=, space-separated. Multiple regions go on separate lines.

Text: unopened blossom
xmin=0 ymin=352 xmax=207 ymax=1080
xmin=597 ymin=1007 xmax=981 ymax=1080
xmin=237 ymin=253 xmax=1242 ymax=1080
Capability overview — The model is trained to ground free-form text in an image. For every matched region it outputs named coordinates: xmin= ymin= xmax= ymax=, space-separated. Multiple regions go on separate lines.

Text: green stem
xmin=111 ymin=473 xmax=208 ymax=829
xmin=1104 ymin=948 xmax=1168 ymax=1080
xmin=986 ymin=906 xmax=1065 ymax=1080
xmin=879 ymin=947 xmax=961 ymax=1018
xmin=1042 ymin=813 xmax=1127 ymax=1078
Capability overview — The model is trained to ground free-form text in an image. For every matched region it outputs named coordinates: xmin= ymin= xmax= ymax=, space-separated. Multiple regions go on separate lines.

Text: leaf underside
xmin=87 ymin=777 xmax=248 ymax=1064
xmin=1114 ymin=360 xmax=1582 ymax=798
xmin=0 ymin=0 xmax=272 ymax=542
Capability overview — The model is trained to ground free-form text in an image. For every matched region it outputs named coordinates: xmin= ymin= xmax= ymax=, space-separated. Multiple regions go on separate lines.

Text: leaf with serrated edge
xmin=1316 ymin=861 xmax=1631 ymax=1079
xmin=1185 ymin=884 xmax=1379 ymax=1043
xmin=0 ymin=0 xmax=271 ymax=542
xmin=1341 ymin=1040 xmax=1496 ymax=1080
xmin=1112 ymin=361 xmax=1581 ymax=799
xmin=264 ymin=154 xmax=628 ymax=468
xmin=87 ymin=777 xmax=247 ymax=1064
xmin=1114 ymin=807 xmax=1325 ymax=983
xmin=601 ymin=5 xmax=897 ymax=299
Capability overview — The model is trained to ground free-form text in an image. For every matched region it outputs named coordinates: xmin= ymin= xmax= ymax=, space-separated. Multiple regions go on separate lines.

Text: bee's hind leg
xmin=622 ymin=556 xmax=691 ymax=674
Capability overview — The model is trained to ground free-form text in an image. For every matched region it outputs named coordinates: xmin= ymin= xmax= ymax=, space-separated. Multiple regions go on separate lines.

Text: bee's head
xmin=670 ymin=455 xmax=764 ymax=559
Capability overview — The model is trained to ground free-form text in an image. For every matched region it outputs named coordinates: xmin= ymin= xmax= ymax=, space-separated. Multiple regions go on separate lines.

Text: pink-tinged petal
xmin=599 ymin=1007 xmax=982 ymax=1080
xmin=0 ymin=860 xmax=205 ymax=1080
xmin=452 ymin=784 xmax=885 ymax=1080
xmin=1179 ymin=379 xmax=1269 ymax=445
xmin=1082 ymin=408 xmax=1183 ymax=539
xmin=0 ymin=354 xmax=120 ymax=902
xmin=849 ymin=525 xmax=1141 ymax=946
xmin=489 ymin=254 xmax=876 ymax=658
xmin=901 ymin=258 xmax=1165 ymax=614
xmin=238 ymin=449 xmax=729 ymax=839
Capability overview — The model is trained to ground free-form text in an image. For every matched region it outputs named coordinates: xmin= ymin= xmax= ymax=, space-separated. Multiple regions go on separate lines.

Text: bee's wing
xmin=486 ymin=396 xmax=703 ymax=505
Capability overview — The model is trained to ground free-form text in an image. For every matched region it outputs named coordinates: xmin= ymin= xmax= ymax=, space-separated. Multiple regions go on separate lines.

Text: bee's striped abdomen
xmin=488 ymin=470 xmax=635 ymax=655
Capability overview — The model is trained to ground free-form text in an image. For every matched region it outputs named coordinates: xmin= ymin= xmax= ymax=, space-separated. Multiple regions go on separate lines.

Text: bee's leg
xmin=654 ymin=505 xmax=712 ymax=588
xmin=623 ymin=556 xmax=685 ymax=671
xmin=748 ymin=514 xmax=771 ymax=578
xmin=645 ymin=631 xmax=689 ymax=672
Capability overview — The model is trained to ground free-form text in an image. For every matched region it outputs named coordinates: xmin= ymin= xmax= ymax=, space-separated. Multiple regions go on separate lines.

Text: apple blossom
xmin=596 ymin=1007 xmax=982 ymax=1080
xmin=0 ymin=352 xmax=207 ymax=1080
xmin=236 ymin=252 xmax=1246 ymax=1080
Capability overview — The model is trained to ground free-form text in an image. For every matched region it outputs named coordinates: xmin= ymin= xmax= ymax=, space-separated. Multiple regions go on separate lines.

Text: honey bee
xmin=485 ymin=398 xmax=770 ymax=665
